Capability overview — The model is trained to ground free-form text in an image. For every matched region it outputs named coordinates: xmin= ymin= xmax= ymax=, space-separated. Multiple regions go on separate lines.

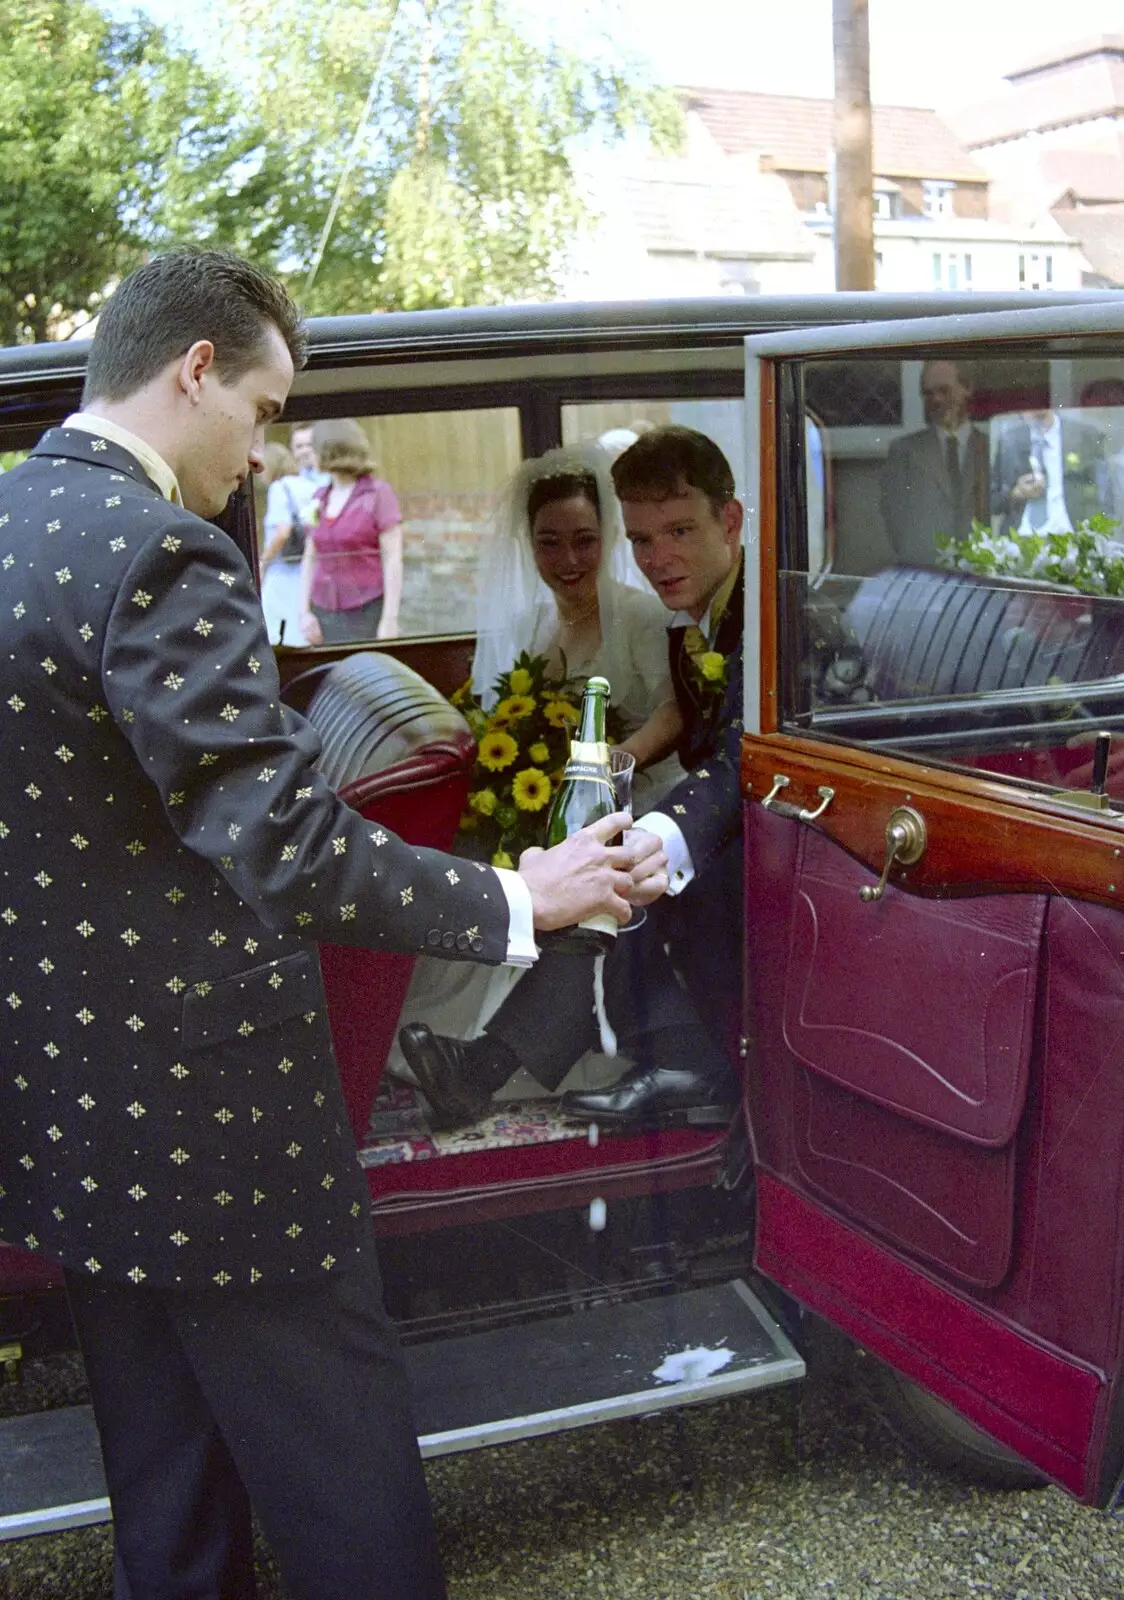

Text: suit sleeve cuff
xmin=635 ymin=811 xmax=695 ymax=894
xmin=495 ymin=868 xmax=538 ymax=966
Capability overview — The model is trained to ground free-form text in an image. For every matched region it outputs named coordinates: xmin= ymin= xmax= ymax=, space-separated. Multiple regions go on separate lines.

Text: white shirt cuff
xmin=635 ymin=811 xmax=695 ymax=894
xmin=494 ymin=867 xmax=538 ymax=966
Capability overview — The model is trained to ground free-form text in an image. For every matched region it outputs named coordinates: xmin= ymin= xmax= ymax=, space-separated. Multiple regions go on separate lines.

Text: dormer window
xmin=922 ymin=181 xmax=956 ymax=219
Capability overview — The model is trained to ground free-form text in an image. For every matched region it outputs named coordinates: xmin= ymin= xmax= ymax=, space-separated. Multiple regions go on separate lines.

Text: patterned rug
xmin=358 ymin=1078 xmax=591 ymax=1168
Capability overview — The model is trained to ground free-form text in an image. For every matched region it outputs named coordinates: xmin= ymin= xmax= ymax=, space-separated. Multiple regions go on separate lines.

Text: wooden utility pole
xmin=832 ymin=0 xmax=875 ymax=290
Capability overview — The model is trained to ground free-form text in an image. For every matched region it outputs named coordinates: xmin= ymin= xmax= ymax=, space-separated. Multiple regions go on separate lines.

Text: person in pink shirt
xmin=299 ymin=417 xmax=404 ymax=642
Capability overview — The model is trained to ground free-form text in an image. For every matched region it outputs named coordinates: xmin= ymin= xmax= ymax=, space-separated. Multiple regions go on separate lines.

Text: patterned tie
xmin=1027 ymin=425 xmax=1049 ymax=531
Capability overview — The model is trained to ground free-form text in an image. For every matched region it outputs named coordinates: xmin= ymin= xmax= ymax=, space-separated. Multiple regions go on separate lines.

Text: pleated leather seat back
xmin=844 ymin=566 xmax=1124 ymax=702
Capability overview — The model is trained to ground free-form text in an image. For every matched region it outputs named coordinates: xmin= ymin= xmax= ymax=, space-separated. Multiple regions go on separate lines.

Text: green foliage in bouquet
xmin=936 ymin=515 xmax=1124 ymax=596
xmin=450 ymin=651 xmax=624 ymax=867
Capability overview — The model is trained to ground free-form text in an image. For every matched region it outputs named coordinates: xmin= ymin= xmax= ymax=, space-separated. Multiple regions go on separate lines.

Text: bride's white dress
xmin=385 ymin=582 xmax=682 ymax=1094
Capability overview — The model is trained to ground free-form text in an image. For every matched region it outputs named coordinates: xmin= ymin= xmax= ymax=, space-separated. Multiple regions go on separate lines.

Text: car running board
xmin=0 ymin=1277 xmax=802 ymax=1541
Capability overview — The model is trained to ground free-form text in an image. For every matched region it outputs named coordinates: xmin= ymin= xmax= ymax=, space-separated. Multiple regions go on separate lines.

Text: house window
xmin=933 ymin=252 xmax=973 ymax=290
xmin=922 ymin=181 xmax=955 ymax=219
xmin=1019 ymin=253 xmax=1054 ymax=290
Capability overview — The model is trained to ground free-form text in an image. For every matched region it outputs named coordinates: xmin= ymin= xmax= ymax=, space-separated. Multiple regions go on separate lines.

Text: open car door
xmin=742 ymin=300 xmax=1124 ymax=1506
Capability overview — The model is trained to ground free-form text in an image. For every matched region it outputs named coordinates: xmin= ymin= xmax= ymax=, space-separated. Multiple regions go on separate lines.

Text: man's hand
xmin=621 ymin=827 xmax=670 ymax=907
xmin=517 ymin=811 xmax=639 ymax=931
xmin=1011 ymin=470 xmax=1045 ymax=506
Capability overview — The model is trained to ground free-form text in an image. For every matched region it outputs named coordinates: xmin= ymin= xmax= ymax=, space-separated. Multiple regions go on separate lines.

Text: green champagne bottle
xmin=544 ymin=675 xmax=617 ymax=949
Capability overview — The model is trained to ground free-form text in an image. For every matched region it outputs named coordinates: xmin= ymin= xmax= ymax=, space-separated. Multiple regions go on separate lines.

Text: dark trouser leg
xmin=66 ymin=1270 xmax=257 ymax=1600
xmin=659 ymin=838 xmax=744 ymax=1066
xmin=486 ymin=917 xmax=730 ymax=1092
xmin=484 ymin=944 xmax=600 ymax=1091
xmin=66 ymin=1238 xmax=447 ymax=1600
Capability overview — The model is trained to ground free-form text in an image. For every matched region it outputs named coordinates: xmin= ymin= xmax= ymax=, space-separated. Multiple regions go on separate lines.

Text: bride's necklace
xmin=557 ymin=598 xmax=599 ymax=630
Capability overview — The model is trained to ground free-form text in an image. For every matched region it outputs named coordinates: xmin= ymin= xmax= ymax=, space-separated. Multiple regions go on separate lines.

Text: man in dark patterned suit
xmin=0 ymin=252 xmax=665 ymax=1600
xmin=403 ymin=427 xmax=745 ymax=1128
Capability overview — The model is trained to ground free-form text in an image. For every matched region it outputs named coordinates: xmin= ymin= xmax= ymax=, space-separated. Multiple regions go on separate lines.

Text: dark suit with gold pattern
xmin=1 ymin=426 xmax=509 ymax=1597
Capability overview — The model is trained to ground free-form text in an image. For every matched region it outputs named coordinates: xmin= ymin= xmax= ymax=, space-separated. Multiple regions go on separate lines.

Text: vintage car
xmin=3 ymin=289 xmax=1124 ymax=1537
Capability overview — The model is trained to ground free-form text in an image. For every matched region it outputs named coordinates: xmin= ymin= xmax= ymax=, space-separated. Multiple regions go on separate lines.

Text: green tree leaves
xmin=0 ymin=0 xmax=680 ymax=337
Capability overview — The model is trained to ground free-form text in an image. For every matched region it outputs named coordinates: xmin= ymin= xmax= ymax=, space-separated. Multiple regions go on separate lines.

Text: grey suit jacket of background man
xmin=0 ymin=427 xmax=510 ymax=1290
xmin=990 ymin=414 xmax=1110 ymax=535
xmin=880 ymin=424 xmax=990 ymax=567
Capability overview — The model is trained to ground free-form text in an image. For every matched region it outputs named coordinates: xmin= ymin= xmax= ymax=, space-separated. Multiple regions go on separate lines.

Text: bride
xmin=387 ymin=443 xmax=682 ymax=1093
xmin=470 ymin=442 xmax=682 ymax=805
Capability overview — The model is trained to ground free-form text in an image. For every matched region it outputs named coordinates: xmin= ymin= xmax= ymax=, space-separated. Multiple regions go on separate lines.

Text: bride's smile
xmin=530 ymin=493 xmax=603 ymax=619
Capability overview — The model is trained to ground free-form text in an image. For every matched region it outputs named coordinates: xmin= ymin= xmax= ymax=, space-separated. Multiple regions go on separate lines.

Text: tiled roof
xmin=1052 ymin=206 xmax=1124 ymax=287
xmin=1006 ymin=34 xmax=1124 ymax=82
xmin=951 ymin=50 xmax=1124 ymax=149
xmin=620 ymin=159 xmax=813 ymax=259
xmin=681 ymin=87 xmax=986 ymax=182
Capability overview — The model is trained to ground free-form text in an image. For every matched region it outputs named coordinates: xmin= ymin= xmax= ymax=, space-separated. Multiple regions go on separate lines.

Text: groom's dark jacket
xmin=660 ymin=560 xmax=745 ymax=885
xmin=0 ymin=427 xmax=509 ymax=1290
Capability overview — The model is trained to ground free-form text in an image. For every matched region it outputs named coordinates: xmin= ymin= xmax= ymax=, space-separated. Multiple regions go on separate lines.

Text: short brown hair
xmin=262 ymin=441 xmax=298 ymax=488
xmin=611 ymin=425 xmax=735 ymax=514
xmin=312 ymin=418 xmax=375 ymax=477
xmin=83 ymin=250 xmax=307 ymax=404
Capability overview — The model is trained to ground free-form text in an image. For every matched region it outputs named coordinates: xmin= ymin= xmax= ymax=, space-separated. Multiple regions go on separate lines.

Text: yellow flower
xmin=544 ymin=699 xmax=579 ymax=729
xmin=466 ymin=709 xmax=489 ymax=738
xmin=508 ymin=667 xmax=533 ymax=695
xmin=469 ymin=788 xmax=498 ymax=816
xmin=449 ymin=678 xmax=473 ymax=708
xmin=495 ymin=693 xmax=536 ymax=722
xmin=698 ymin=651 xmax=726 ymax=683
xmin=512 ymin=767 xmax=552 ymax=811
xmin=529 ymin=741 xmax=550 ymax=764
xmin=478 ymin=730 xmax=519 ymax=771
xmin=492 ymin=850 xmax=515 ymax=869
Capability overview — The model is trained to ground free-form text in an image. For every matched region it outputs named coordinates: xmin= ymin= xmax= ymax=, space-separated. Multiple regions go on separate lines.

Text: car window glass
xmin=778 ymin=349 xmax=1124 ymax=804
xmin=261 ymin=407 xmax=522 ymax=647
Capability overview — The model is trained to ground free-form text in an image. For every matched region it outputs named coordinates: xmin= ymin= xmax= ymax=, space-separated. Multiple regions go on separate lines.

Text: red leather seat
xmin=292 ymin=652 xmax=476 ymax=1141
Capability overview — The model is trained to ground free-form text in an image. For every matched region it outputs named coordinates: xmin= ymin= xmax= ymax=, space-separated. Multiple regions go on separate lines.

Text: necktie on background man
xmin=1027 ymin=425 xmax=1049 ymax=530
xmin=945 ymin=432 xmax=963 ymax=527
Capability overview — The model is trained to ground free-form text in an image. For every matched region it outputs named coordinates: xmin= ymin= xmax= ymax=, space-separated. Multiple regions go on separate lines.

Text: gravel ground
xmin=1 ymin=1350 xmax=1122 ymax=1599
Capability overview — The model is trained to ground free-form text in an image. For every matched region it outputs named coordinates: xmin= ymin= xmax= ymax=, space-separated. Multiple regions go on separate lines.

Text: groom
xmin=402 ymin=425 xmax=747 ymax=1127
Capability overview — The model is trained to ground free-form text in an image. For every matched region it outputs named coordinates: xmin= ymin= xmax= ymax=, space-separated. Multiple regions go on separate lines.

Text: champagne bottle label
xmin=563 ymin=739 xmax=615 ymax=791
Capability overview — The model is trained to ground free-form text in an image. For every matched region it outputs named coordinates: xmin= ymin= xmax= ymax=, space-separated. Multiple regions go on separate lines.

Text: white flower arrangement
xmin=936 ymin=515 xmax=1124 ymax=597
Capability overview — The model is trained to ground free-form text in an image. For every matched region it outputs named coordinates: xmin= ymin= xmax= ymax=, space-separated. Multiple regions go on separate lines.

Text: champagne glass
xmin=609 ymin=749 xmax=646 ymax=932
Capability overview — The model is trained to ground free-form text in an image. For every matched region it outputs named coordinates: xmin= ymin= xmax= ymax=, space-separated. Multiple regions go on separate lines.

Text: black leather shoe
xmin=398 ymin=1024 xmax=500 ymax=1129
xmin=561 ymin=1063 xmax=737 ymax=1128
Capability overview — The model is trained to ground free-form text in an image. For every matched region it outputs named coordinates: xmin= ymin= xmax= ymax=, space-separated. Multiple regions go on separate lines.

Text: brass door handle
xmin=798 ymin=785 xmax=835 ymax=822
xmin=859 ymin=806 xmax=927 ymax=902
xmin=760 ymin=774 xmax=791 ymax=809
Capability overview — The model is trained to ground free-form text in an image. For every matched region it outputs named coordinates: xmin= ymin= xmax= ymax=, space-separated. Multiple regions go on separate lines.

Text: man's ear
xmin=723 ymin=498 xmax=744 ymax=550
xmin=176 ymin=340 xmax=217 ymax=406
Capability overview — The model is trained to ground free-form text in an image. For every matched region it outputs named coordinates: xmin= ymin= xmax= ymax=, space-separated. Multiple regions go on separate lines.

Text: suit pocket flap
xmin=181 ymin=951 xmax=320 ymax=1052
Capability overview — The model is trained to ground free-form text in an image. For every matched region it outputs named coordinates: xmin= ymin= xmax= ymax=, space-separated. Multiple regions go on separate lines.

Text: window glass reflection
xmin=780 ymin=349 xmax=1124 ymax=807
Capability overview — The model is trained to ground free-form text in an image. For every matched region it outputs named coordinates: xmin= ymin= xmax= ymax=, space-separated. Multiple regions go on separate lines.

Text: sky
xmin=109 ymin=0 xmax=1124 ymax=112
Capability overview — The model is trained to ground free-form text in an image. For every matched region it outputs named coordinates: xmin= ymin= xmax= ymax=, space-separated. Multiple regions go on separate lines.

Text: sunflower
xmin=512 ymin=767 xmax=552 ymax=811
xmin=477 ymin=730 xmax=519 ymax=771
xmin=495 ymin=693 xmax=536 ymax=722
xmin=508 ymin=667 xmax=533 ymax=695
xmin=469 ymin=788 xmax=498 ymax=816
xmin=529 ymin=741 xmax=550 ymax=764
xmin=543 ymin=698 xmax=579 ymax=729
xmin=491 ymin=849 xmax=515 ymax=869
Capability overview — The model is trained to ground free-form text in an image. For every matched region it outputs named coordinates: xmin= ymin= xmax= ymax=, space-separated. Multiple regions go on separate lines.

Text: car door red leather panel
xmin=748 ymin=805 xmax=1046 ymax=1288
xmin=783 ymin=826 xmax=1045 ymax=1145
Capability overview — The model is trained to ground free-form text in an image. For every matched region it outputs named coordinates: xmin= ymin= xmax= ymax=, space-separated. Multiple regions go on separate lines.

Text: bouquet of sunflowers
xmin=450 ymin=651 xmax=623 ymax=868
